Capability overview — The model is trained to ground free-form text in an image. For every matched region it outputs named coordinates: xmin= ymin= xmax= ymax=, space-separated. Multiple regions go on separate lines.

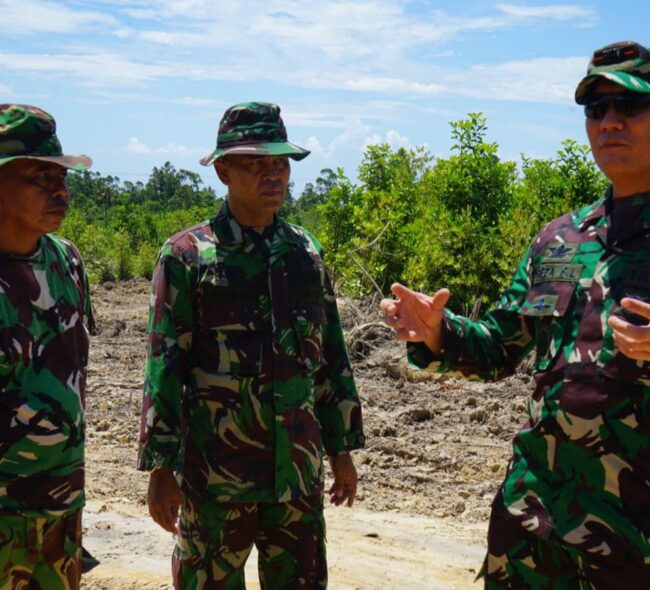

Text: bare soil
xmin=80 ymin=280 xmax=529 ymax=589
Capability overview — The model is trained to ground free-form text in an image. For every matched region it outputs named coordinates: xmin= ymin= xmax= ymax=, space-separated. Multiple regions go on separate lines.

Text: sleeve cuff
xmin=323 ymin=430 xmax=366 ymax=456
xmin=137 ymin=448 xmax=178 ymax=472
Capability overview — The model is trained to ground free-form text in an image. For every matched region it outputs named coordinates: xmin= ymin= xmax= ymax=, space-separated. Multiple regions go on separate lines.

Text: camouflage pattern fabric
xmin=0 ymin=508 xmax=82 ymax=590
xmin=0 ymin=234 xmax=94 ymax=516
xmin=0 ymin=104 xmax=92 ymax=170
xmin=484 ymin=490 xmax=650 ymax=589
xmin=173 ymin=494 xmax=326 ymax=590
xmin=200 ymin=102 xmax=309 ymax=165
xmin=138 ymin=201 xmax=364 ymax=505
xmin=408 ymin=188 xmax=650 ymax=582
xmin=575 ymin=41 xmax=650 ymax=103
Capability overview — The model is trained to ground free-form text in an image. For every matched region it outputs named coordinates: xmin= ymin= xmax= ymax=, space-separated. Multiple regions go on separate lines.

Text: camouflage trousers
xmin=172 ymin=494 xmax=327 ymax=590
xmin=482 ymin=492 xmax=650 ymax=589
xmin=0 ymin=510 xmax=81 ymax=590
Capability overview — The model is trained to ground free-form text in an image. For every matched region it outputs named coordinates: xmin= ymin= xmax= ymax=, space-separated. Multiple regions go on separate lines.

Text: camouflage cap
xmin=575 ymin=41 xmax=650 ymax=104
xmin=0 ymin=104 xmax=92 ymax=170
xmin=200 ymin=102 xmax=309 ymax=166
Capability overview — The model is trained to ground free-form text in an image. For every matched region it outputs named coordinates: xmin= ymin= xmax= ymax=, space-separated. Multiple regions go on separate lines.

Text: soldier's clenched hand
xmin=380 ymin=283 xmax=450 ymax=354
xmin=148 ymin=467 xmax=182 ymax=534
xmin=608 ymin=297 xmax=650 ymax=361
xmin=328 ymin=453 xmax=357 ymax=508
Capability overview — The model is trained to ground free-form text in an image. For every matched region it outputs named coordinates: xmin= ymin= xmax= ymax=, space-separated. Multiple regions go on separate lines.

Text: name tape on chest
xmin=532 ymin=263 xmax=584 ymax=285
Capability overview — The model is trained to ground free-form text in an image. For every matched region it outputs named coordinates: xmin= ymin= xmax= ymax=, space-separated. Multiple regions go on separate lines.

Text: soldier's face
xmin=586 ymin=80 xmax=650 ymax=196
xmin=215 ymin=155 xmax=290 ymax=226
xmin=0 ymin=159 xmax=69 ymax=238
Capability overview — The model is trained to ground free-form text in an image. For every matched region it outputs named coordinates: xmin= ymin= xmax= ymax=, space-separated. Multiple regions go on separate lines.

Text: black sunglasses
xmin=584 ymin=93 xmax=650 ymax=120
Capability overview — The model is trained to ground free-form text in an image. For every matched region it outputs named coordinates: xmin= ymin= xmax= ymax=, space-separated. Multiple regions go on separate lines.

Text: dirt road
xmin=81 ymin=499 xmax=487 ymax=590
xmin=80 ymin=280 xmax=528 ymax=589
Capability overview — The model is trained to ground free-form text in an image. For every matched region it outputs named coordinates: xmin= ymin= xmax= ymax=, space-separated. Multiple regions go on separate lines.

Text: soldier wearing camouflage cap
xmin=381 ymin=40 xmax=650 ymax=587
xmin=0 ymin=105 xmax=95 ymax=589
xmin=138 ymin=102 xmax=364 ymax=589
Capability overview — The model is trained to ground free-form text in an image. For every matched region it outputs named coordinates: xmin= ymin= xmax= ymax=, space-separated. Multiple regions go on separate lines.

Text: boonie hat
xmin=200 ymin=102 xmax=309 ymax=166
xmin=0 ymin=104 xmax=92 ymax=170
xmin=575 ymin=41 xmax=650 ymax=104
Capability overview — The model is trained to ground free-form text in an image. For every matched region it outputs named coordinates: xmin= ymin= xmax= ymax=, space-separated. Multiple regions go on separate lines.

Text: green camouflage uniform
xmin=409 ymin=189 xmax=650 ymax=587
xmin=0 ymin=234 xmax=94 ymax=589
xmin=138 ymin=201 xmax=364 ymax=589
xmin=173 ymin=494 xmax=326 ymax=590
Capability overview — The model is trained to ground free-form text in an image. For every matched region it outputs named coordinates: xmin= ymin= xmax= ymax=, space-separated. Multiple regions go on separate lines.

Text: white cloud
xmin=0 ymin=83 xmax=12 ymax=94
xmin=126 ymin=137 xmax=205 ymax=156
xmin=0 ymin=46 xmax=586 ymax=106
xmin=0 ymin=0 xmax=115 ymax=35
xmin=0 ymin=52 xmax=173 ymax=87
xmin=363 ymin=129 xmax=413 ymax=151
xmin=342 ymin=78 xmax=445 ymax=96
xmin=125 ymin=137 xmax=150 ymax=154
xmin=0 ymin=2 xmax=593 ymax=106
xmin=120 ymin=1 xmax=591 ymax=62
xmin=386 ymin=130 xmax=411 ymax=150
xmin=496 ymin=3 xmax=596 ymax=22
xmin=302 ymin=118 xmax=420 ymax=162
xmin=329 ymin=117 xmax=376 ymax=157
xmin=449 ymin=56 xmax=585 ymax=104
xmin=362 ymin=133 xmax=385 ymax=151
xmin=160 ymin=96 xmax=224 ymax=107
xmin=304 ymin=136 xmax=325 ymax=158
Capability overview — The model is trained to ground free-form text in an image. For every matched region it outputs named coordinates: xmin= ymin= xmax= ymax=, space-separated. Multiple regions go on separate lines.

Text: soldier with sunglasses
xmin=381 ymin=41 xmax=650 ymax=587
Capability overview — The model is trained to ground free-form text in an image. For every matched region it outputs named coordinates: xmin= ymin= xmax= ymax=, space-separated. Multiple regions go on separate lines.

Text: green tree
xmin=403 ymin=114 xmax=517 ymax=309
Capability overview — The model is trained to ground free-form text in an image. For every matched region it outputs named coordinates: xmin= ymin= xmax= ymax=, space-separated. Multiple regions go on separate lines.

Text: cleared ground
xmin=81 ymin=280 xmax=528 ymax=589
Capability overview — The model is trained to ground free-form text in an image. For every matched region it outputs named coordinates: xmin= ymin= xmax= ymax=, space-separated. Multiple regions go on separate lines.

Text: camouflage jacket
xmin=138 ymin=202 xmax=364 ymax=504
xmin=0 ymin=235 xmax=93 ymax=516
xmin=410 ymin=188 xmax=650 ymax=558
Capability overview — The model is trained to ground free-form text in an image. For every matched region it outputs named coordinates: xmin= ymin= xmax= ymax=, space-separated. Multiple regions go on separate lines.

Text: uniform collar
xmin=577 ymin=186 xmax=610 ymax=231
xmin=211 ymin=199 xmax=307 ymax=248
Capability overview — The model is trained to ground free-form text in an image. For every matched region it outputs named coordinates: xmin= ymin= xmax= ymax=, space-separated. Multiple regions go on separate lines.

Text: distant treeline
xmin=60 ymin=113 xmax=607 ymax=312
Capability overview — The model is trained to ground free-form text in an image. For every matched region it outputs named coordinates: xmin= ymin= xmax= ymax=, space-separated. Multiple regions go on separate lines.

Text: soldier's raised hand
xmin=380 ymin=283 xmax=450 ymax=353
xmin=608 ymin=297 xmax=650 ymax=361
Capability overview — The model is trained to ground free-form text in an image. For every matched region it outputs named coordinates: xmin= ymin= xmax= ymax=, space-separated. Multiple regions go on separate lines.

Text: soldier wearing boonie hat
xmin=199 ymin=101 xmax=310 ymax=164
xmin=139 ymin=102 xmax=364 ymax=589
xmin=0 ymin=104 xmax=96 ymax=589
xmin=380 ymin=41 xmax=650 ymax=589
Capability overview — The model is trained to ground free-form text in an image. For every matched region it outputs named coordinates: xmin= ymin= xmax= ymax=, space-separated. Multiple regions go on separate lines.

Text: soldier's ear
xmin=214 ymin=161 xmax=230 ymax=186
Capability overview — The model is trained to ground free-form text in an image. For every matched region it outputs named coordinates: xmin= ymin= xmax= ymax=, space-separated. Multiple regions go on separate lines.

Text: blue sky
xmin=0 ymin=1 xmax=644 ymax=196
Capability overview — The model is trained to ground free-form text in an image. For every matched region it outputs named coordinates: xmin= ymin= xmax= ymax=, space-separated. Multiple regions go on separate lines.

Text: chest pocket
xmin=291 ymin=288 xmax=327 ymax=373
xmin=197 ymin=280 xmax=271 ymax=376
xmin=522 ymin=274 xmax=579 ymax=372
xmin=286 ymin=252 xmax=327 ymax=374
